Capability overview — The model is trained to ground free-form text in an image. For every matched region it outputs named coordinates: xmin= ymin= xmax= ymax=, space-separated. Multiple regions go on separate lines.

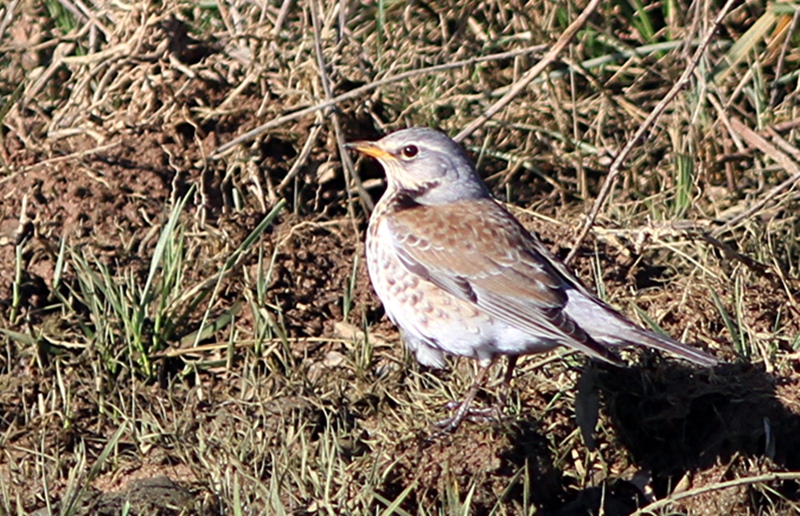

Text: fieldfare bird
xmin=347 ymin=127 xmax=718 ymax=433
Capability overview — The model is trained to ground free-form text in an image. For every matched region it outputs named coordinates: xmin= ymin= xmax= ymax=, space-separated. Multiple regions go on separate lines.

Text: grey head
xmin=347 ymin=127 xmax=490 ymax=205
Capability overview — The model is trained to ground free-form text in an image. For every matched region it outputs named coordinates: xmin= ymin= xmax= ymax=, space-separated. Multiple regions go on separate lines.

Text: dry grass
xmin=1 ymin=0 xmax=800 ymax=514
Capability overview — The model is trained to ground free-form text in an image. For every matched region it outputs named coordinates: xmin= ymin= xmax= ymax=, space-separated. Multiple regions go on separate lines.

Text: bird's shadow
xmin=595 ymin=360 xmax=799 ymax=471
xmin=502 ymin=359 xmax=800 ymax=515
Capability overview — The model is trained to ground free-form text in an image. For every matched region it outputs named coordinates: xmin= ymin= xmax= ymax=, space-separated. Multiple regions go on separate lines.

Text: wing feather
xmin=389 ymin=198 xmax=617 ymax=362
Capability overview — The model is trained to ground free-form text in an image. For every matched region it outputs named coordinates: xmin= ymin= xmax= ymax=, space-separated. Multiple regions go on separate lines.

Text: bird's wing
xmin=387 ymin=198 xmax=617 ymax=363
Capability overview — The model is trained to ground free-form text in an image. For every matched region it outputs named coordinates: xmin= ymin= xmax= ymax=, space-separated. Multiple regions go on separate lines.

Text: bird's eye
xmin=401 ymin=145 xmax=419 ymax=159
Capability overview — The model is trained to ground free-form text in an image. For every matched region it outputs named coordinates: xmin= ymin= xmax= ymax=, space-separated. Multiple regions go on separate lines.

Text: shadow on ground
xmin=551 ymin=360 xmax=800 ymax=514
xmin=378 ymin=358 xmax=800 ymax=515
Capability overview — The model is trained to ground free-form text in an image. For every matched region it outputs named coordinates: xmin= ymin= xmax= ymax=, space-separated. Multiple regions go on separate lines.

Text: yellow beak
xmin=345 ymin=141 xmax=393 ymax=160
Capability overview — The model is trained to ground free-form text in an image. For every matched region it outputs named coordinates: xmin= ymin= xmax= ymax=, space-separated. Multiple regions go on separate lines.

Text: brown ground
xmin=2 ymin=0 xmax=800 ymax=514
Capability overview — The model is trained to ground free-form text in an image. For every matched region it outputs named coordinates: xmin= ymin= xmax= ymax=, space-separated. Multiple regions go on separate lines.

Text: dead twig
xmin=211 ymin=45 xmax=547 ymax=157
xmin=276 ymin=122 xmax=324 ymax=193
xmin=630 ymin=471 xmax=800 ymax=516
xmin=454 ymin=0 xmax=601 ymax=143
xmin=565 ymin=0 xmax=739 ymax=265
xmin=310 ymin=0 xmax=372 ymax=215
xmin=593 ymin=222 xmax=771 ymax=278
xmin=712 ymin=117 xmax=800 ymax=237
xmin=769 ymin=7 xmax=800 ymax=107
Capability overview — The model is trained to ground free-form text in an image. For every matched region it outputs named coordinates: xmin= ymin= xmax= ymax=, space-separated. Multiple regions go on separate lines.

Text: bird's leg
xmin=497 ymin=355 xmax=518 ymax=408
xmin=457 ymin=355 xmax=517 ymax=419
xmin=435 ymin=362 xmax=491 ymax=433
xmin=434 ymin=356 xmax=520 ymax=434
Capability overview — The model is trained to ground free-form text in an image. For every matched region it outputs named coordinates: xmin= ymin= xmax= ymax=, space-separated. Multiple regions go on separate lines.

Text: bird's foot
xmin=442 ymin=401 xmax=502 ymax=421
xmin=432 ymin=401 xmax=503 ymax=435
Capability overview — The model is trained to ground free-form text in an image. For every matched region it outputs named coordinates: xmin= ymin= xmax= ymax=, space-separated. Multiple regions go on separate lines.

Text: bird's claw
xmin=433 ymin=402 xmax=503 ymax=434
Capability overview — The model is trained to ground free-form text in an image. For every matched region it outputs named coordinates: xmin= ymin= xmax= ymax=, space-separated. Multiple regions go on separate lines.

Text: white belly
xmin=366 ymin=216 xmax=558 ymax=366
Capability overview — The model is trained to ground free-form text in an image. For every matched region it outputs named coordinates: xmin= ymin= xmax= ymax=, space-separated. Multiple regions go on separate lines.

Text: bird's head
xmin=346 ymin=127 xmax=489 ymax=205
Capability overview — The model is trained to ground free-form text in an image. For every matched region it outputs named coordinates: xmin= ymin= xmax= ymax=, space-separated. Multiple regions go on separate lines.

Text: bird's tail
xmin=622 ymin=325 xmax=718 ymax=367
xmin=564 ymin=290 xmax=718 ymax=367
